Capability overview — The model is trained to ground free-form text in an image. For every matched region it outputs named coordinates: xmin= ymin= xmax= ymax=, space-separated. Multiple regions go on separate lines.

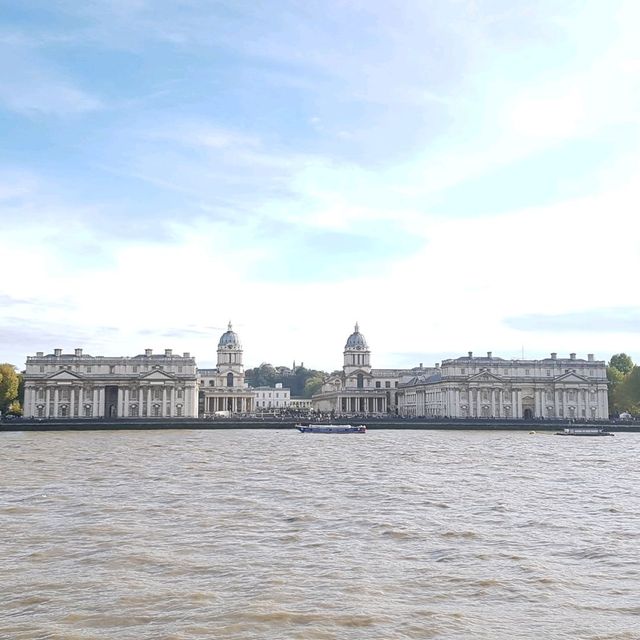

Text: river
xmin=1 ymin=429 xmax=638 ymax=639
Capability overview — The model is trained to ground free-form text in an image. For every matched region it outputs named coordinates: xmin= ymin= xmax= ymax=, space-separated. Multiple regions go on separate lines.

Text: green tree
xmin=614 ymin=366 xmax=640 ymax=414
xmin=245 ymin=363 xmax=277 ymax=387
xmin=303 ymin=373 xmax=325 ymax=398
xmin=0 ymin=363 xmax=21 ymax=415
xmin=609 ymin=353 xmax=634 ymax=375
xmin=607 ymin=365 xmax=625 ymax=415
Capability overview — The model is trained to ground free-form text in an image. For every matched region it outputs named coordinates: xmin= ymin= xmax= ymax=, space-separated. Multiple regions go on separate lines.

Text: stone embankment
xmin=2 ymin=418 xmax=638 ymax=432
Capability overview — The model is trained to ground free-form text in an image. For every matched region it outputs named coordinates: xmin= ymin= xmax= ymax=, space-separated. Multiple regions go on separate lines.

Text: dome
xmin=345 ymin=322 xmax=368 ymax=350
xmin=218 ymin=322 xmax=241 ymax=349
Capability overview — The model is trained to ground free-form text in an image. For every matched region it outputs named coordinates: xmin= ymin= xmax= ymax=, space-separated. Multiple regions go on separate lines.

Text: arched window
xmin=227 ymin=372 xmax=234 ymax=387
xmin=357 ymin=373 xmax=364 ymax=389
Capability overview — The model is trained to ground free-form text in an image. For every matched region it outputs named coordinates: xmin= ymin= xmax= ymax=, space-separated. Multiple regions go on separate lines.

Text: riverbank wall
xmin=2 ymin=418 xmax=638 ymax=432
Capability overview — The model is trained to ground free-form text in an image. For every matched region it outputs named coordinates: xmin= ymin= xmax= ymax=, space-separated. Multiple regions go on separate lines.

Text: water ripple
xmin=1 ymin=429 xmax=639 ymax=639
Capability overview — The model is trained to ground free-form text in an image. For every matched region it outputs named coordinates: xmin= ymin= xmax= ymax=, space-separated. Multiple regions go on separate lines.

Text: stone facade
xmin=198 ymin=323 xmax=254 ymax=416
xmin=312 ymin=323 xmax=432 ymax=415
xmin=23 ymin=348 xmax=198 ymax=418
xmin=253 ymin=383 xmax=291 ymax=411
xmin=398 ymin=351 xmax=609 ymax=420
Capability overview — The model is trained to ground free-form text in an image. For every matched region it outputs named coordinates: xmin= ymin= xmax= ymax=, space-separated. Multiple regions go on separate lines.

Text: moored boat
xmin=297 ymin=424 xmax=367 ymax=434
xmin=555 ymin=427 xmax=614 ymax=437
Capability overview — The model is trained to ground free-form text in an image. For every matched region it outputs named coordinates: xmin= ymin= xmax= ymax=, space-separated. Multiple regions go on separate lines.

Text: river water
xmin=1 ymin=429 xmax=639 ymax=639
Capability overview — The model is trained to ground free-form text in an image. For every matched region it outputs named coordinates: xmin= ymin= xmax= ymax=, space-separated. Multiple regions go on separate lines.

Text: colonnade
xmin=399 ymin=385 xmax=609 ymax=419
xmin=23 ymin=383 xmax=198 ymax=418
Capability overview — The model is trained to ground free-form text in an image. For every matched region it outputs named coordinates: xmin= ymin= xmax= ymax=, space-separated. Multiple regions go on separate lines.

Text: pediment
xmin=554 ymin=372 xmax=590 ymax=384
xmin=47 ymin=370 xmax=83 ymax=380
xmin=140 ymin=369 xmax=175 ymax=380
xmin=467 ymin=371 xmax=503 ymax=382
xmin=349 ymin=369 xmax=372 ymax=377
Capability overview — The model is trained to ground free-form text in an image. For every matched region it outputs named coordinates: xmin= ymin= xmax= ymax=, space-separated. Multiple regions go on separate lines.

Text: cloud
xmin=0 ymin=44 xmax=102 ymax=116
xmin=506 ymin=308 xmax=640 ymax=333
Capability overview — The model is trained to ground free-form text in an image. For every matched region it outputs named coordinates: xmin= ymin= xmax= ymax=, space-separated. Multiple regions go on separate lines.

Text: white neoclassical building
xmin=253 ymin=383 xmax=291 ymax=411
xmin=23 ymin=348 xmax=198 ymax=418
xmin=198 ymin=323 xmax=255 ymax=416
xmin=312 ymin=323 xmax=432 ymax=415
xmin=398 ymin=351 xmax=609 ymax=420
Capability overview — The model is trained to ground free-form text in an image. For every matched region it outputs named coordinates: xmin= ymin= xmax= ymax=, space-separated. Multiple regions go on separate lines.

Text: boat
xmin=555 ymin=427 xmax=614 ymax=437
xmin=297 ymin=424 xmax=367 ymax=434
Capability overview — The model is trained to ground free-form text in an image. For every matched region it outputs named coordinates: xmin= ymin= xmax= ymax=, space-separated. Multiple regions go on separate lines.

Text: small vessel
xmin=555 ymin=427 xmax=614 ymax=437
xmin=297 ymin=424 xmax=367 ymax=434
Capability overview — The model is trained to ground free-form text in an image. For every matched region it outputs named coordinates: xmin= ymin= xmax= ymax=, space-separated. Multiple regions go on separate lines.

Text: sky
xmin=1 ymin=0 xmax=639 ymax=371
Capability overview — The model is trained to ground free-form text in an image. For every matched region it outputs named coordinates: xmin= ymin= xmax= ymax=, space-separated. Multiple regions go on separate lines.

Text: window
xmin=39 ymin=366 xmax=45 ymax=373
xmin=133 ymin=366 xmax=138 ymax=373
xmin=177 ymin=389 xmax=183 ymax=399
xmin=227 ymin=372 xmax=234 ymax=387
xmin=109 ymin=365 xmax=116 ymax=374
xmin=525 ymin=369 xmax=530 ymax=376
xmin=375 ymin=381 xmax=381 ymax=388
xmin=546 ymin=370 xmax=551 ymax=376
xmin=385 ymin=381 xmax=391 ymax=388
xmin=86 ymin=366 xmax=92 ymax=373
xmin=176 ymin=405 xmax=183 ymax=417
xmin=209 ymin=380 xmax=215 ymax=386
xmin=461 ymin=368 xmax=466 ymax=375
xmin=357 ymin=373 xmax=364 ymax=389
xmin=395 ymin=381 xmax=398 ymax=388
xmin=178 ymin=366 xmax=183 ymax=373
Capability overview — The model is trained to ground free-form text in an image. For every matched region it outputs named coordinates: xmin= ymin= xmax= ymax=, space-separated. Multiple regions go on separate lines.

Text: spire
xmin=355 ymin=321 xmax=359 ymax=333
xmin=228 ymin=321 xmax=232 ymax=331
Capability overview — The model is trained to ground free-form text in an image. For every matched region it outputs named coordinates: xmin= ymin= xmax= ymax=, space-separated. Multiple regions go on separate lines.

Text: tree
xmin=609 ymin=353 xmax=634 ymax=375
xmin=303 ymin=373 xmax=325 ymax=398
xmin=0 ymin=363 xmax=21 ymax=415
xmin=607 ymin=365 xmax=625 ymax=415
xmin=614 ymin=366 xmax=640 ymax=414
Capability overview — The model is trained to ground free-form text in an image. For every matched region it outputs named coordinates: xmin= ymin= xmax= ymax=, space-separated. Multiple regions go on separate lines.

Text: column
xmin=490 ymin=389 xmax=496 ymax=417
xmin=70 ymin=387 xmax=76 ymax=417
xmin=117 ymin=387 xmax=123 ymax=418
xmin=78 ymin=386 xmax=84 ymax=417
xmin=598 ymin=389 xmax=607 ymax=419
xmin=124 ymin=387 xmax=130 ymax=418
xmin=511 ymin=389 xmax=517 ymax=418
xmin=54 ymin=388 xmax=59 ymax=418
xmin=161 ymin=387 xmax=167 ymax=417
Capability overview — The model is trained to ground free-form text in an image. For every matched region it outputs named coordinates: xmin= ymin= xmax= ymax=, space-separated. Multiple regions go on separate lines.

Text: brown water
xmin=1 ymin=429 xmax=639 ymax=639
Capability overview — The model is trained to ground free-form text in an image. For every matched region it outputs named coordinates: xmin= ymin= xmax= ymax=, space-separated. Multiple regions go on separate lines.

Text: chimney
xmin=419 ymin=362 xmax=423 ymax=368
xmin=435 ymin=362 xmax=440 ymax=368
xmin=75 ymin=348 xmax=83 ymax=357
xmin=468 ymin=351 xmax=473 ymax=358
xmin=570 ymin=353 xmax=576 ymax=360
xmin=551 ymin=352 xmax=557 ymax=359
xmin=588 ymin=354 xmax=594 ymax=362
xmin=487 ymin=351 xmax=492 ymax=358
xmin=183 ymin=352 xmax=190 ymax=358
xmin=165 ymin=348 xmax=172 ymax=357
xmin=54 ymin=348 xmax=62 ymax=357
xmin=36 ymin=351 xmax=43 ymax=357
xmin=145 ymin=348 xmax=152 ymax=356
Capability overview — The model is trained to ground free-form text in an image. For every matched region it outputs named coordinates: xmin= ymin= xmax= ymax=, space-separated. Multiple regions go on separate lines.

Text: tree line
xmin=244 ymin=363 xmax=329 ymax=398
xmin=0 ymin=364 xmax=22 ymax=416
xmin=607 ymin=353 xmax=640 ymax=416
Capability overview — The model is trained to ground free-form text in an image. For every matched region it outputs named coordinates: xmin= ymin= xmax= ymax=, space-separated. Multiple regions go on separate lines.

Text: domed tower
xmin=343 ymin=322 xmax=371 ymax=376
xmin=217 ymin=322 xmax=244 ymax=387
